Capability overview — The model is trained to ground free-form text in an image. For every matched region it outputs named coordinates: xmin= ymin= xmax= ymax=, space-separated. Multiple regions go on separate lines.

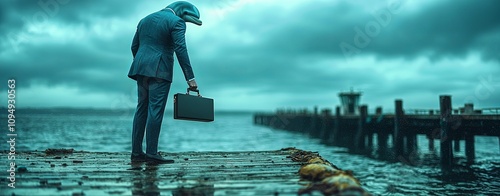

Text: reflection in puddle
xmin=128 ymin=162 xmax=215 ymax=196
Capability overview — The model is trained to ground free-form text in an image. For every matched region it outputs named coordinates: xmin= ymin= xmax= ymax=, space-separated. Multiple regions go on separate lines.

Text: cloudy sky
xmin=0 ymin=0 xmax=499 ymax=112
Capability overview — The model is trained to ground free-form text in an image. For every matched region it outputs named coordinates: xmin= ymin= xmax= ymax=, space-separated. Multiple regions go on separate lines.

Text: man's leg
xmin=145 ymin=78 xmax=171 ymax=155
xmin=131 ymin=76 xmax=149 ymax=155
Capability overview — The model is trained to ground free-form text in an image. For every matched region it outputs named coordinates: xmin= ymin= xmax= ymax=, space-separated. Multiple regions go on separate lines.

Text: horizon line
xmin=0 ymin=106 xmax=268 ymax=113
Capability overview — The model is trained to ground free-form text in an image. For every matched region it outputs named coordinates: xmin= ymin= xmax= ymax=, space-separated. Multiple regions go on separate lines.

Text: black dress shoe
xmin=145 ymin=154 xmax=175 ymax=164
xmin=131 ymin=152 xmax=147 ymax=162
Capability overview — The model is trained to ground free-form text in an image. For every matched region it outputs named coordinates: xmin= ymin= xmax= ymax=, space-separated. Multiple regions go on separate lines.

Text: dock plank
xmin=1 ymin=149 xmax=306 ymax=195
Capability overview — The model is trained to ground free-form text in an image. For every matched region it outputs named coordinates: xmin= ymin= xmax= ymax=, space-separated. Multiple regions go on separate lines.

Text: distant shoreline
xmin=0 ymin=107 xmax=259 ymax=115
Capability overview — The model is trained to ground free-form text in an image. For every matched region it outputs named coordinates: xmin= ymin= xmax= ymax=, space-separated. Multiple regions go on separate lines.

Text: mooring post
xmin=321 ymin=109 xmax=332 ymax=141
xmin=318 ymin=110 xmax=326 ymax=140
xmin=465 ymin=133 xmax=475 ymax=164
xmin=331 ymin=106 xmax=341 ymax=145
xmin=366 ymin=106 xmax=374 ymax=148
xmin=428 ymin=112 xmax=435 ymax=151
xmin=375 ymin=107 xmax=387 ymax=153
xmin=439 ymin=95 xmax=453 ymax=168
xmin=407 ymin=130 xmax=417 ymax=156
xmin=406 ymin=108 xmax=417 ymax=155
xmin=464 ymin=103 xmax=474 ymax=114
xmin=311 ymin=106 xmax=321 ymax=138
xmin=464 ymin=103 xmax=475 ymax=163
xmin=367 ymin=125 xmax=374 ymax=149
xmin=454 ymin=137 xmax=460 ymax=152
xmin=377 ymin=121 xmax=388 ymax=155
xmin=356 ymin=105 xmax=368 ymax=151
xmin=429 ymin=134 xmax=435 ymax=151
xmin=309 ymin=114 xmax=318 ymax=137
xmin=303 ymin=116 xmax=311 ymax=134
xmin=394 ymin=99 xmax=405 ymax=159
xmin=325 ymin=112 xmax=333 ymax=140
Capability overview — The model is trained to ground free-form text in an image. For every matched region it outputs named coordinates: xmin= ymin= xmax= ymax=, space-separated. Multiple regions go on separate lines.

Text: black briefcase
xmin=174 ymin=88 xmax=214 ymax=122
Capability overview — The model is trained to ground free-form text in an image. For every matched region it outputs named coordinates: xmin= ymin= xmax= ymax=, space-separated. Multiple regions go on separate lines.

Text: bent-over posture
xmin=127 ymin=1 xmax=202 ymax=164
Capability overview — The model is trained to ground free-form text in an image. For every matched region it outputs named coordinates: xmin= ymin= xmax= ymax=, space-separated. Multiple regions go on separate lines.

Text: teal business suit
xmin=128 ymin=8 xmax=195 ymax=82
xmin=128 ymin=8 xmax=195 ymax=155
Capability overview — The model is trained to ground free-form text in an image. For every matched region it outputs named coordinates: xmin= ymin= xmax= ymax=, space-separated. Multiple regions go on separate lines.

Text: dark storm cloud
xmin=0 ymin=0 xmax=498 ymax=109
xmin=206 ymin=0 xmax=500 ymax=61
xmin=187 ymin=0 xmax=499 ymax=94
xmin=366 ymin=0 xmax=500 ymax=60
xmin=0 ymin=0 xmax=142 ymax=93
xmin=184 ymin=0 xmax=500 ymax=100
xmin=0 ymin=35 xmax=132 ymax=93
xmin=0 ymin=0 xmax=139 ymax=29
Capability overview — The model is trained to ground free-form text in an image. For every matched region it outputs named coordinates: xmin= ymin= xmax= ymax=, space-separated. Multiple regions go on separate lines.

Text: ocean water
xmin=1 ymin=108 xmax=499 ymax=195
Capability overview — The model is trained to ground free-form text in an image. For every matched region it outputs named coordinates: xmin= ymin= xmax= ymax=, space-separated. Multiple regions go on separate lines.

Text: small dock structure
xmin=254 ymin=93 xmax=500 ymax=169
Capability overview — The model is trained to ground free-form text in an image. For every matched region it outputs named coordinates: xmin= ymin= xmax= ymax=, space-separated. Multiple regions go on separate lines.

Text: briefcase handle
xmin=186 ymin=88 xmax=201 ymax=97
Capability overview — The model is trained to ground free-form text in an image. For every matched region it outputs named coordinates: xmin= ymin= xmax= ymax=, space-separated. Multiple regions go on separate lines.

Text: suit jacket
xmin=128 ymin=9 xmax=195 ymax=82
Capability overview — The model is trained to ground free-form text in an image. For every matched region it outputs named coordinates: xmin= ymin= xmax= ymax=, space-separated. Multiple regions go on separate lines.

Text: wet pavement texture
xmin=2 ymin=149 xmax=308 ymax=195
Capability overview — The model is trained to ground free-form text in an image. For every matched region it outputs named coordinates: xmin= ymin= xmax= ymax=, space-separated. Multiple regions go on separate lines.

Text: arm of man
xmin=172 ymin=19 xmax=196 ymax=87
xmin=131 ymin=21 xmax=141 ymax=58
xmin=131 ymin=29 xmax=139 ymax=58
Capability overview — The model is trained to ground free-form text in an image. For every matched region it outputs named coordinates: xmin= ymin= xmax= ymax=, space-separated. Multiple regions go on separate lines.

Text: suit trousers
xmin=131 ymin=76 xmax=171 ymax=155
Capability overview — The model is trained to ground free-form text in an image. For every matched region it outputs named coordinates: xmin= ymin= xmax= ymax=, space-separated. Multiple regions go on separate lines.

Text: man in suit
xmin=128 ymin=1 xmax=202 ymax=163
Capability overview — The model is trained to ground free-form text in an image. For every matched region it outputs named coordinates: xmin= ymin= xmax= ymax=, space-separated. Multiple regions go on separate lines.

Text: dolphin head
xmin=167 ymin=1 xmax=202 ymax=26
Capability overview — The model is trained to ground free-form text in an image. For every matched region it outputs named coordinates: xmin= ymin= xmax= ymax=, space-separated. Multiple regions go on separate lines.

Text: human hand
xmin=188 ymin=79 xmax=198 ymax=91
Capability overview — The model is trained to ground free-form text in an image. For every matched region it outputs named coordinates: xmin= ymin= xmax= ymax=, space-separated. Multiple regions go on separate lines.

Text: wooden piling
xmin=465 ymin=133 xmax=475 ymax=163
xmin=321 ymin=109 xmax=332 ymax=143
xmin=309 ymin=115 xmax=319 ymax=137
xmin=439 ymin=95 xmax=453 ymax=167
xmin=318 ymin=112 xmax=329 ymax=140
xmin=305 ymin=114 xmax=319 ymax=137
xmin=454 ymin=104 xmax=462 ymax=152
xmin=429 ymin=135 xmax=435 ymax=151
xmin=454 ymin=138 xmax=460 ymax=152
xmin=331 ymin=106 xmax=341 ymax=145
xmin=374 ymin=107 xmax=387 ymax=155
xmin=464 ymin=103 xmax=475 ymax=163
xmin=366 ymin=107 xmax=374 ymax=149
xmin=377 ymin=132 xmax=388 ymax=150
xmin=367 ymin=128 xmax=374 ymax=148
xmin=394 ymin=99 xmax=405 ymax=158
xmin=407 ymin=131 xmax=417 ymax=155
xmin=356 ymin=105 xmax=368 ymax=151
xmin=407 ymin=110 xmax=417 ymax=155
xmin=253 ymin=94 xmax=500 ymax=169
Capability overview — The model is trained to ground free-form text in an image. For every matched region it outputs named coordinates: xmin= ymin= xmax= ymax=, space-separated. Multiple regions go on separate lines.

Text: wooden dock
xmin=1 ymin=149 xmax=302 ymax=195
xmin=254 ymin=95 xmax=500 ymax=169
xmin=1 ymin=148 xmax=371 ymax=196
